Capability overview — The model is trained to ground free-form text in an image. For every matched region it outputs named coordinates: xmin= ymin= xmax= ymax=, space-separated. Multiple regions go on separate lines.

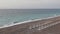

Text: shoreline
xmin=0 ymin=15 xmax=60 ymax=29
xmin=0 ymin=15 xmax=60 ymax=34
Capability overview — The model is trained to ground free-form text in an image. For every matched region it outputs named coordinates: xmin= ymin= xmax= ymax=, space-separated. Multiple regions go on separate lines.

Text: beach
xmin=0 ymin=16 xmax=60 ymax=34
xmin=0 ymin=0 xmax=60 ymax=34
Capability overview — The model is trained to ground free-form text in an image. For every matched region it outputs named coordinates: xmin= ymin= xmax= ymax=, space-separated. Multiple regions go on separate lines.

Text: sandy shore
xmin=0 ymin=16 xmax=60 ymax=34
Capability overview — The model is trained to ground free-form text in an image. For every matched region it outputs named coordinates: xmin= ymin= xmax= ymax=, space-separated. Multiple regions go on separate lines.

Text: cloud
xmin=0 ymin=0 xmax=60 ymax=9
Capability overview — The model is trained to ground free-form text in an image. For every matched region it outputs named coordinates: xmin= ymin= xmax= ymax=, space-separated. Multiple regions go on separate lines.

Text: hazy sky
xmin=0 ymin=0 xmax=60 ymax=9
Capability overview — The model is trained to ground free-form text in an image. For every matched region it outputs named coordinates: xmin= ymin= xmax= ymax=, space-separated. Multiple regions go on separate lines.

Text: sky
xmin=0 ymin=0 xmax=60 ymax=9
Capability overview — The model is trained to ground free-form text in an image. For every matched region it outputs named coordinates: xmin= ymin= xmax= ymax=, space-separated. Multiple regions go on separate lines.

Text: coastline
xmin=0 ymin=15 xmax=60 ymax=34
xmin=0 ymin=15 xmax=60 ymax=29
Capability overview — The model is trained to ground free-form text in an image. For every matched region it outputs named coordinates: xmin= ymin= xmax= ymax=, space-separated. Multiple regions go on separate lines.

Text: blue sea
xmin=0 ymin=9 xmax=60 ymax=27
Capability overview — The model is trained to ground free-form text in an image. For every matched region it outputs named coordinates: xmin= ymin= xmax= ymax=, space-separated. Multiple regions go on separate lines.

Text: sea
xmin=0 ymin=9 xmax=60 ymax=27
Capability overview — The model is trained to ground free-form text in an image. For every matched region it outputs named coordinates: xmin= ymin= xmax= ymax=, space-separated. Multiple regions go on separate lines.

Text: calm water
xmin=0 ymin=9 xmax=60 ymax=26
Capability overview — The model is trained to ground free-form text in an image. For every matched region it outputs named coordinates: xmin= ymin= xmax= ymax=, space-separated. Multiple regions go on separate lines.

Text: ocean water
xmin=0 ymin=9 xmax=60 ymax=27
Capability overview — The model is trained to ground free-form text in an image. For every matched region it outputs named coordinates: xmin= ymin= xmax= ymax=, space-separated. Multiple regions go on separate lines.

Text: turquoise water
xmin=0 ymin=9 xmax=60 ymax=26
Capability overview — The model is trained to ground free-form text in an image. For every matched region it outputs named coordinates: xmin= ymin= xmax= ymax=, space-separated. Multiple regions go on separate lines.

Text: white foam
xmin=0 ymin=15 xmax=60 ymax=29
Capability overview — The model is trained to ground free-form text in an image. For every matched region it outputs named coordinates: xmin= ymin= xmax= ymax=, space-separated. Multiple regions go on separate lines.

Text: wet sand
xmin=0 ymin=16 xmax=60 ymax=34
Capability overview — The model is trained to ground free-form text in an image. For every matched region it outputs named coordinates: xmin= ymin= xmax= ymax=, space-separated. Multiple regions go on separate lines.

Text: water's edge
xmin=0 ymin=15 xmax=60 ymax=29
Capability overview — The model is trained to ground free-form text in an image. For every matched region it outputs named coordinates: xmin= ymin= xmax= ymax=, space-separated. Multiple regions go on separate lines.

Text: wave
xmin=0 ymin=14 xmax=60 ymax=29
